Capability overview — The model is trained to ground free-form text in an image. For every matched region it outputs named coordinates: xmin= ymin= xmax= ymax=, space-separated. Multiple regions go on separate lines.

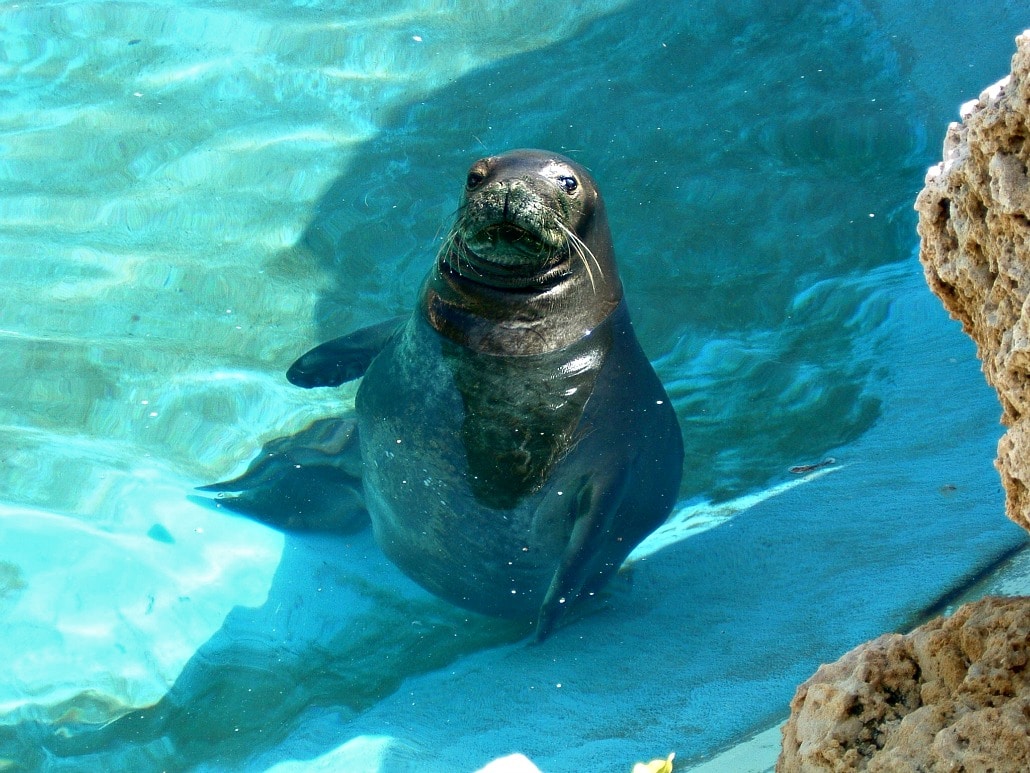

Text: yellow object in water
xmin=632 ymin=752 xmax=675 ymax=773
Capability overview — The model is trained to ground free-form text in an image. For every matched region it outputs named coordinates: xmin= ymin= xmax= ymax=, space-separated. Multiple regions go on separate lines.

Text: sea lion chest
xmin=354 ymin=311 xmax=609 ymax=609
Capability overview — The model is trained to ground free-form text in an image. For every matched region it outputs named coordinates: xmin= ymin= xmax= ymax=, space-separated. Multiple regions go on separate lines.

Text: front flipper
xmin=287 ymin=315 xmax=407 ymax=388
xmin=535 ymin=468 xmax=632 ymax=642
xmin=194 ymin=417 xmax=367 ymax=533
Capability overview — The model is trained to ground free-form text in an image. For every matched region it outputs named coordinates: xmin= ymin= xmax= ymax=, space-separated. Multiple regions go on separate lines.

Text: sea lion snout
xmin=461 ymin=179 xmax=559 ymax=258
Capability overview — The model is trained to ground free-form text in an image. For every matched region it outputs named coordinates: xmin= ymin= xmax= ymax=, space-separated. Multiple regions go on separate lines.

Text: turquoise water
xmin=1 ymin=1 xmax=1028 ymax=771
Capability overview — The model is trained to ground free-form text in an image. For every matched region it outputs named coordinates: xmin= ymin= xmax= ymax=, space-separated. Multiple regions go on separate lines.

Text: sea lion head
xmin=426 ymin=149 xmax=623 ymax=354
xmin=445 ymin=150 xmax=616 ymax=291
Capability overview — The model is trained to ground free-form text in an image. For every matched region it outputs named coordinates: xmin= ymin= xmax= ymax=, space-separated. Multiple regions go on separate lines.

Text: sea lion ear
xmin=286 ymin=316 xmax=407 ymax=388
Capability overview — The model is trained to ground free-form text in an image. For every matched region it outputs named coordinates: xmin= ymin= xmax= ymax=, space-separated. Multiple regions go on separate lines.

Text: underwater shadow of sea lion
xmin=200 ymin=149 xmax=684 ymax=641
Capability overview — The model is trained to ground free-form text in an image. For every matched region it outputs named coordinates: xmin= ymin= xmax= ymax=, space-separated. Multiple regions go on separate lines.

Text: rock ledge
xmin=777 ymin=596 xmax=1030 ymax=772
xmin=915 ymin=30 xmax=1030 ymax=534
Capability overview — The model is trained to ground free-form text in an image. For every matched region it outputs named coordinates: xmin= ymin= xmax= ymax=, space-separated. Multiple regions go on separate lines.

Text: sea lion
xmin=205 ymin=149 xmax=683 ymax=640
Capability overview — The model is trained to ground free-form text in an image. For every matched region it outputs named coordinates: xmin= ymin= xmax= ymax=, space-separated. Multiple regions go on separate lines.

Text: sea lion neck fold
xmin=427 ymin=149 xmax=622 ymax=356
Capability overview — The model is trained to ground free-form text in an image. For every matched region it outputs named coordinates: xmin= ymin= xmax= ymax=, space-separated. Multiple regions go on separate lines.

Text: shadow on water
xmin=0 ymin=0 xmax=964 ymax=769
xmin=293 ymin=0 xmax=925 ymax=503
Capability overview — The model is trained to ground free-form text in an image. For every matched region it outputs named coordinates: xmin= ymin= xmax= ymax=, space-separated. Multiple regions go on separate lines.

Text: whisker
xmin=433 ymin=205 xmax=463 ymax=243
xmin=438 ymin=226 xmax=487 ymax=279
xmin=558 ymin=222 xmax=600 ymax=293
xmin=435 ymin=227 xmax=456 ymax=265
xmin=436 ymin=204 xmax=482 ymax=276
xmin=572 ymin=228 xmax=604 ymax=283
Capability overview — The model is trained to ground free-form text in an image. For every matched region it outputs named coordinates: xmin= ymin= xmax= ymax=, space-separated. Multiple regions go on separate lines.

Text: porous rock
xmin=777 ymin=595 xmax=1030 ymax=772
xmin=915 ymin=30 xmax=1030 ymax=534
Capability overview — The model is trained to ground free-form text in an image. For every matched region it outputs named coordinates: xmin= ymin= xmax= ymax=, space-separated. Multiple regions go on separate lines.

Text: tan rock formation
xmin=777 ymin=596 xmax=1030 ymax=772
xmin=915 ymin=30 xmax=1030 ymax=534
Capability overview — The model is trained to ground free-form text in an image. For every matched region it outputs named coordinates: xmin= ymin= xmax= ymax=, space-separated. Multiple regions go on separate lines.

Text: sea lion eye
xmin=557 ymin=175 xmax=578 ymax=194
xmin=466 ymin=171 xmax=486 ymax=190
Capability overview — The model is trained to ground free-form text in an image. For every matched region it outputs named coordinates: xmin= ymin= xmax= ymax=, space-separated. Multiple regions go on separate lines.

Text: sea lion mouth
xmin=467 ymin=223 xmax=548 ymax=260
xmin=443 ymin=221 xmax=569 ymax=291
